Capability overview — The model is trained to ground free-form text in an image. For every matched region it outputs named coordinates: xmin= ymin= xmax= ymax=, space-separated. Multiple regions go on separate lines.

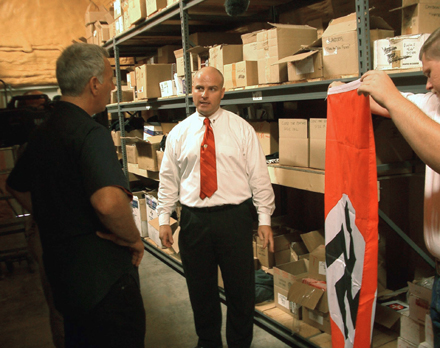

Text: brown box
xmin=257 ymin=24 xmax=317 ymax=84
xmin=408 ymin=278 xmax=433 ymax=324
xmin=308 ymin=118 xmax=327 ymax=170
xmin=300 ymin=230 xmax=325 ymax=253
xmin=241 ymin=31 xmax=261 ymax=61
xmin=249 ymin=121 xmax=279 ymax=156
xmin=112 ymin=128 xmax=143 ymax=147
xmin=224 ymin=61 xmax=258 ymax=90
xmin=273 ymin=259 xmax=309 ymax=291
xmin=126 ymin=143 xmax=139 ymax=164
xmin=322 ymin=13 xmax=394 ymax=78
xmin=127 ymin=0 xmax=146 ymax=25
xmin=308 ymin=245 xmax=326 ymax=281
xmin=398 ymin=0 xmax=440 ymax=35
xmin=157 ymin=45 xmax=180 ymax=64
xmin=146 ymin=0 xmax=167 ymax=17
xmin=256 ymin=232 xmax=301 ymax=268
xmin=174 ymin=46 xmax=209 ymax=77
xmin=279 ymin=119 xmax=309 ymax=168
xmin=156 ymin=150 xmax=164 ymax=170
xmin=124 ymin=135 xmax=162 ymax=171
xmin=135 ymin=64 xmax=174 ymax=99
xmin=209 ymin=45 xmax=243 ymax=74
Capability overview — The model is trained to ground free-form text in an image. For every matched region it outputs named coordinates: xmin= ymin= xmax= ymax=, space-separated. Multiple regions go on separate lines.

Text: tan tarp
xmin=0 ymin=0 xmax=112 ymax=87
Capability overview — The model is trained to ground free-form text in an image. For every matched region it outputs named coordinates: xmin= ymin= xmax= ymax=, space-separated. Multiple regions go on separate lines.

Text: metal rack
xmin=106 ymin=0 xmax=432 ymax=346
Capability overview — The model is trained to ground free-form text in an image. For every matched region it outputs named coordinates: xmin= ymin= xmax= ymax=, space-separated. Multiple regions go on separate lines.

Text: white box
xmin=145 ymin=192 xmax=158 ymax=237
xmin=400 ymin=312 xmax=425 ymax=345
xmin=132 ymin=195 xmax=148 ymax=237
xmin=159 ymin=80 xmax=177 ymax=97
xmin=374 ymin=34 xmax=430 ymax=71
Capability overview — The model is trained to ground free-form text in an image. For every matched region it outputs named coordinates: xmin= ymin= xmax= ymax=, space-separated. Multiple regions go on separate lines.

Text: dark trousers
xmin=179 ymin=201 xmax=255 ymax=348
xmin=64 ymin=273 xmax=146 ymax=348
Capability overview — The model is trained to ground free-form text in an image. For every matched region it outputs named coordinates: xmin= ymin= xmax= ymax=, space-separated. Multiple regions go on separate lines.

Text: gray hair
xmin=419 ymin=27 xmax=440 ymax=61
xmin=56 ymin=43 xmax=110 ymax=97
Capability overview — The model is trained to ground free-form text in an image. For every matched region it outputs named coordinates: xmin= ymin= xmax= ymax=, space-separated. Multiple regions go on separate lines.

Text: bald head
xmin=193 ymin=67 xmax=224 ymax=88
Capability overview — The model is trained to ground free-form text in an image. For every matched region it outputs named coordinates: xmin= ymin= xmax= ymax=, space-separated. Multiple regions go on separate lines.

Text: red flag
xmin=325 ymin=79 xmax=378 ymax=348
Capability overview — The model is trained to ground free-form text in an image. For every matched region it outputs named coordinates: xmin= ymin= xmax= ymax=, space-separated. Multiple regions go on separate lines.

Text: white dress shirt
xmin=403 ymin=92 xmax=440 ymax=259
xmin=157 ymin=107 xmax=275 ymax=227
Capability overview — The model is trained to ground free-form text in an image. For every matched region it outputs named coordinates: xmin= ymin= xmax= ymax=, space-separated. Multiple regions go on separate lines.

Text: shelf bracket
xmin=113 ymin=38 xmax=129 ymax=181
xmin=356 ymin=0 xmax=371 ymax=75
xmin=180 ymin=0 xmax=192 ymax=117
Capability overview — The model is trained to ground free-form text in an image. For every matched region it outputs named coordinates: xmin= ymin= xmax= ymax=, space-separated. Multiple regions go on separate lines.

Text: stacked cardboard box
xmin=135 ymin=64 xmax=174 ymax=99
xmin=209 ymin=45 xmax=243 ymax=74
xmin=374 ymin=33 xmax=430 ymax=71
xmin=397 ymin=0 xmax=440 ymax=35
xmin=407 ymin=278 xmax=433 ymax=325
xmin=223 ymin=61 xmax=258 ymax=90
xmin=273 ymin=39 xmax=323 ymax=82
xmin=127 ymin=0 xmax=147 ymax=26
xmin=132 ymin=191 xmax=149 ymax=237
xmin=322 ymin=13 xmax=394 ymax=78
xmin=256 ymin=24 xmax=317 ymax=84
xmin=308 ymin=118 xmax=326 ymax=170
xmin=248 ymin=121 xmax=279 ymax=156
xmin=279 ymin=119 xmax=309 ymax=168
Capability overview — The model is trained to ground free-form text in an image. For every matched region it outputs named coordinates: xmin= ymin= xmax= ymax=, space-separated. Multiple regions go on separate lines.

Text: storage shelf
xmin=107 ymin=71 xmax=427 ymax=112
xmin=268 ymin=164 xmax=325 ymax=193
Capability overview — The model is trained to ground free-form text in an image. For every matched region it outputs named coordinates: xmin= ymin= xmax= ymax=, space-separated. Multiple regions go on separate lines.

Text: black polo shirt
xmin=7 ymin=101 xmax=137 ymax=319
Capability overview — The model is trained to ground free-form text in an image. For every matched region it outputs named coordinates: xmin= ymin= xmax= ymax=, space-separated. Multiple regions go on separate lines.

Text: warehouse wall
xmin=0 ymin=0 xmax=112 ymax=87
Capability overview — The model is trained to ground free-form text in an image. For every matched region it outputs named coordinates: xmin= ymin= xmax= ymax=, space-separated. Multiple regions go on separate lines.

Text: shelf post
xmin=356 ymin=0 xmax=371 ymax=75
xmin=113 ymin=38 xmax=129 ymax=180
xmin=179 ymin=0 xmax=192 ymax=117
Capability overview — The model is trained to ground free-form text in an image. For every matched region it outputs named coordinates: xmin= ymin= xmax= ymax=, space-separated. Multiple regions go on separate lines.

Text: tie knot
xmin=204 ymin=118 xmax=210 ymax=126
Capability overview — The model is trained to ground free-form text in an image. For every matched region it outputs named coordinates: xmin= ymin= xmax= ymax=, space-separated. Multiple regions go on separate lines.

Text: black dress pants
xmin=63 ymin=273 xmax=146 ymax=348
xmin=179 ymin=201 xmax=255 ymax=348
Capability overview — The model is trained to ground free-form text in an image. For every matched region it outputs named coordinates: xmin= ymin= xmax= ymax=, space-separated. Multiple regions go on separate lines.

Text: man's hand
xmin=159 ymin=225 xmax=174 ymax=248
xmin=358 ymin=70 xmax=402 ymax=109
xmin=97 ymin=232 xmax=144 ymax=267
xmin=258 ymin=225 xmax=274 ymax=253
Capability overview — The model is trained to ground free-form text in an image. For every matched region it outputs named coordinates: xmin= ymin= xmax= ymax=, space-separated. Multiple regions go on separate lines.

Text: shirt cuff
xmin=159 ymin=213 xmax=171 ymax=226
xmin=258 ymin=213 xmax=271 ymax=227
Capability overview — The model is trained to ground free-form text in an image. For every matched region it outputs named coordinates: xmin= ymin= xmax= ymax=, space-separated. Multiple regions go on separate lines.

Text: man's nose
xmin=426 ymin=79 xmax=433 ymax=92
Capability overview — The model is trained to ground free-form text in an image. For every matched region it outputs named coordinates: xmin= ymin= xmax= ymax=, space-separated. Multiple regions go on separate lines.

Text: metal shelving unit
xmin=107 ymin=0 xmax=432 ymax=346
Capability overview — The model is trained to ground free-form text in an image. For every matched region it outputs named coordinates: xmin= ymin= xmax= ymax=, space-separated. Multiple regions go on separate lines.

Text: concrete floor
xmin=0 ymin=249 xmax=290 ymax=348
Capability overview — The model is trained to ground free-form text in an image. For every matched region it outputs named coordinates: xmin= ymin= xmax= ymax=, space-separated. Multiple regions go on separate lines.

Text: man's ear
xmin=89 ymin=76 xmax=100 ymax=96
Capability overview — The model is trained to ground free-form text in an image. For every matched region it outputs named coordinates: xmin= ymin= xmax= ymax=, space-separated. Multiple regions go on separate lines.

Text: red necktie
xmin=200 ymin=117 xmax=217 ymax=199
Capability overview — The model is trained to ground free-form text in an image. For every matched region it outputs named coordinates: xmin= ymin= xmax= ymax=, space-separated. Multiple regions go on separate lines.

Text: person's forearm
xmin=91 ymin=187 xmax=140 ymax=244
xmin=386 ymin=97 xmax=440 ymax=173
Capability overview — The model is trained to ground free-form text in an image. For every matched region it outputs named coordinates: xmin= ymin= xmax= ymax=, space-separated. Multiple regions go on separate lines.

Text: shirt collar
xmin=196 ymin=107 xmax=222 ymax=126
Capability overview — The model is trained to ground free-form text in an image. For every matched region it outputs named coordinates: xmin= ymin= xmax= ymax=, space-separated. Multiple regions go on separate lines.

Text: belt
xmin=183 ymin=203 xmax=239 ymax=213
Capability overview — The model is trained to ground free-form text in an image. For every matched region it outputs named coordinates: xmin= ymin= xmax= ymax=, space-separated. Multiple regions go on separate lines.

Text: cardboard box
xmin=400 ymin=312 xmax=425 ymax=345
xmin=224 ymin=61 xmax=258 ymax=90
xmin=300 ymin=230 xmax=325 ymax=253
xmin=94 ymin=21 xmax=110 ymax=44
xmin=159 ymin=80 xmax=177 ymax=97
xmin=279 ymin=119 xmax=309 ymax=168
xmin=273 ymin=259 xmax=309 ymax=291
xmin=309 ymin=245 xmax=326 ymax=281
xmin=408 ymin=278 xmax=433 ymax=324
xmin=146 ymin=0 xmax=167 ymax=17
xmin=126 ymin=143 xmax=139 ymax=164
xmin=397 ymin=336 xmax=418 ymax=348
xmin=289 ymin=279 xmax=330 ymax=333
xmin=257 ymin=232 xmax=302 ymax=268
xmin=160 ymin=122 xmax=178 ymax=135
xmin=124 ymin=135 xmax=162 ymax=171
xmin=132 ymin=191 xmax=149 ymax=237
xmin=167 ymin=0 xmax=179 ymax=5
xmin=273 ymin=38 xmax=323 ymax=82
xmin=249 ymin=121 xmax=279 ymax=156
xmin=398 ymin=0 xmax=440 ymax=35
xmin=209 ymin=45 xmax=243 ymax=74
xmin=241 ymin=31 xmax=261 ymax=61
xmin=148 ymin=216 xmax=178 ymax=248
xmin=112 ymin=128 xmax=143 ymax=147
xmin=135 ymin=64 xmax=174 ymax=99
xmin=127 ymin=0 xmax=146 ymax=25
xmin=85 ymin=3 xmax=112 ymax=25
xmin=145 ymin=191 xmax=158 ymax=236
xmin=174 ymin=46 xmax=209 ymax=77
xmin=309 ymin=118 xmax=327 ymax=170
xmin=156 ymin=150 xmax=164 ymax=170
xmin=256 ymin=24 xmax=317 ymax=84
xmin=322 ymin=13 xmax=394 ymax=78
xmin=374 ymin=34 xmax=430 ymax=71
xmin=157 ymin=45 xmax=180 ymax=64
xmin=111 ymin=88 xmax=135 ymax=103
xmin=143 ymin=124 xmax=163 ymax=138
